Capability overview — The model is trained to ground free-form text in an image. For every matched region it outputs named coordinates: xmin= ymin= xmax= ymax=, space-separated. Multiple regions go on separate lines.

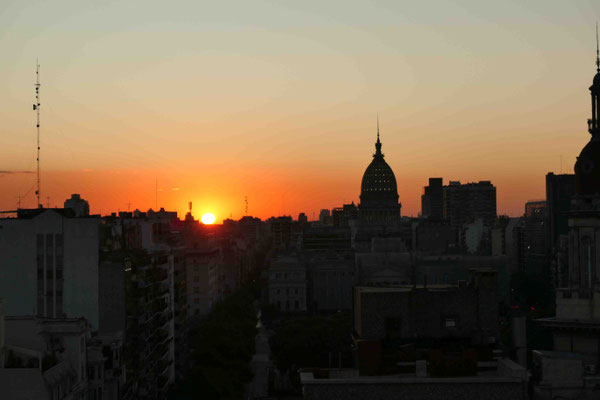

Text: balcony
xmin=556 ymin=287 xmax=600 ymax=320
xmin=557 ymin=288 xmax=594 ymax=300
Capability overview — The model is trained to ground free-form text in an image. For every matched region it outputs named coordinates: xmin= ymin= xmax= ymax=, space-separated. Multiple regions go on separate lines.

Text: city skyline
xmin=2 ymin=0 xmax=600 ymax=220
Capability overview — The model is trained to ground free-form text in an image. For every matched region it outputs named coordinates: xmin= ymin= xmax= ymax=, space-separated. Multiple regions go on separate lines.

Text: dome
xmin=594 ymin=72 xmax=600 ymax=87
xmin=360 ymin=154 xmax=399 ymax=204
xmin=358 ymin=128 xmax=402 ymax=223
xmin=360 ymin=133 xmax=399 ymax=206
xmin=575 ymin=137 xmax=600 ymax=195
xmin=575 ymin=62 xmax=600 ymax=195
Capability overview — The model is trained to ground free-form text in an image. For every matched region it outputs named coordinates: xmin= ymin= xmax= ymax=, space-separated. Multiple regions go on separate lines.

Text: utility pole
xmin=34 ymin=61 xmax=41 ymax=208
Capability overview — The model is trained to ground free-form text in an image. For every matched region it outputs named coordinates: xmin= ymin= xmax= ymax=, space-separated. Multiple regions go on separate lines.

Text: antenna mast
xmin=245 ymin=196 xmax=248 ymax=216
xmin=34 ymin=61 xmax=41 ymax=208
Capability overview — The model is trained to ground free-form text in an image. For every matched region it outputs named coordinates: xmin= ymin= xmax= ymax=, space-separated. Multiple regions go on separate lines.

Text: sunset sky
xmin=1 ymin=0 xmax=600 ymax=221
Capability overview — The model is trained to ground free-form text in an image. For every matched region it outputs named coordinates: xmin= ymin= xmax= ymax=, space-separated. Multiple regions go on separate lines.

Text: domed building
xmin=537 ymin=45 xmax=600 ymax=396
xmin=359 ymin=124 xmax=401 ymax=224
xmin=574 ymin=65 xmax=600 ymax=195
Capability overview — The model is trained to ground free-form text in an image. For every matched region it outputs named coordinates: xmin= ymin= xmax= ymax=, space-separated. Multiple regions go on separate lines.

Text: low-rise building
xmin=299 ymin=269 xmax=526 ymax=400
xmin=185 ymin=248 xmax=219 ymax=317
xmin=300 ymin=360 xmax=528 ymax=400
xmin=268 ymin=255 xmax=307 ymax=312
xmin=306 ymin=252 xmax=356 ymax=312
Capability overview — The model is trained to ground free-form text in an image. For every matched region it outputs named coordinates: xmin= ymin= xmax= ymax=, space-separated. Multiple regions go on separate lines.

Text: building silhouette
xmin=443 ymin=180 xmax=497 ymax=229
xmin=545 ymin=173 xmax=576 ymax=250
xmin=359 ymin=125 xmax=401 ymax=224
xmin=64 ymin=193 xmax=90 ymax=217
xmin=421 ymin=177 xmax=443 ymax=219
xmin=535 ymin=47 xmax=600 ymax=399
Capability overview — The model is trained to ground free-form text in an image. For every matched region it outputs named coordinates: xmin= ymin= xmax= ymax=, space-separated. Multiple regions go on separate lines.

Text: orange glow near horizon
xmin=1 ymin=1 xmax=599 ymax=218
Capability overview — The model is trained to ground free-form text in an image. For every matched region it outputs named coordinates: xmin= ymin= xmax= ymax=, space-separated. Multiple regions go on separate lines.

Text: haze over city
xmin=2 ymin=0 xmax=600 ymax=220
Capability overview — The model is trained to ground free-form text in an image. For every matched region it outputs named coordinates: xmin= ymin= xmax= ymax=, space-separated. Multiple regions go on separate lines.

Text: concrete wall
xmin=186 ymin=251 xmax=216 ymax=316
xmin=99 ymin=262 xmax=125 ymax=334
xmin=310 ymin=257 xmax=356 ymax=311
xmin=0 ymin=211 xmax=100 ymax=328
xmin=302 ymin=377 xmax=526 ymax=400
xmin=269 ymin=264 xmax=307 ymax=312
xmin=354 ymin=271 xmax=499 ymax=345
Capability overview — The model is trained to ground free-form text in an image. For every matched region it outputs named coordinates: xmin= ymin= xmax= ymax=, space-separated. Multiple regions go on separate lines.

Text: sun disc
xmin=201 ymin=213 xmax=216 ymax=225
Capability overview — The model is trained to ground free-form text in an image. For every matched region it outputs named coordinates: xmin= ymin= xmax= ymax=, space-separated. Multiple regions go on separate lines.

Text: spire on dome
xmin=375 ymin=115 xmax=382 ymax=156
xmin=596 ymin=22 xmax=599 ymax=73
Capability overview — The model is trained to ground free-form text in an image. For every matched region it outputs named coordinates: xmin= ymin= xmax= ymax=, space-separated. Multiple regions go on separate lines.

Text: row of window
xmin=384 ymin=316 xmax=458 ymax=337
xmin=276 ymin=300 xmax=302 ymax=310
xmin=275 ymin=288 xmax=302 ymax=295
xmin=36 ymin=233 xmax=64 ymax=318
xmin=273 ymin=272 xmax=303 ymax=279
xmin=317 ymin=271 xmax=354 ymax=277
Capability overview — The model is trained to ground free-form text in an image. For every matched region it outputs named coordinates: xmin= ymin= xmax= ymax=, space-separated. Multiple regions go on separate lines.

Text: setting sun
xmin=201 ymin=213 xmax=216 ymax=225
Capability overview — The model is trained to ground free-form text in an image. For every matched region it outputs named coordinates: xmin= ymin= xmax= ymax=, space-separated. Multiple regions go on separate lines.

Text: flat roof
xmin=356 ymin=284 xmax=457 ymax=293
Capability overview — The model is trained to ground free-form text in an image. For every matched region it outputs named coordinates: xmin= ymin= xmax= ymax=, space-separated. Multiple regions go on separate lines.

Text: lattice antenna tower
xmin=245 ymin=196 xmax=248 ymax=216
xmin=33 ymin=61 xmax=41 ymax=207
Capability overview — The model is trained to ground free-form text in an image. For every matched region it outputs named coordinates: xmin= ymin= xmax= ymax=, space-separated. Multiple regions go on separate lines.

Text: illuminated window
xmin=444 ymin=318 xmax=457 ymax=328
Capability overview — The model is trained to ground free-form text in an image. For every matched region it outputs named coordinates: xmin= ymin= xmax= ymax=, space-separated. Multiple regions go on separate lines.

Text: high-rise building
xmin=421 ymin=178 xmax=443 ymax=219
xmin=298 ymin=212 xmax=308 ymax=225
xmin=519 ymin=200 xmax=548 ymax=275
xmin=319 ymin=209 xmax=331 ymax=225
xmin=0 ymin=208 xmax=100 ymax=326
xmin=443 ymin=181 xmax=497 ymax=228
xmin=64 ymin=193 xmax=90 ymax=217
xmin=545 ymin=172 xmax=576 ymax=250
xmin=270 ymin=216 xmax=293 ymax=249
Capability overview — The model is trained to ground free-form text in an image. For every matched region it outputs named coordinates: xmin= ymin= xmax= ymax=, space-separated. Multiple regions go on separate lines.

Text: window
xmin=295 ymin=300 xmax=299 ymax=310
xmin=55 ymin=234 xmax=63 ymax=255
xmin=444 ymin=318 xmax=457 ymax=328
xmin=385 ymin=318 xmax=401 ymax=340
xmin=582 ymin=237 xmax=595 ymax=289
xmin=294 ymin=288 xmax=298 ymax=295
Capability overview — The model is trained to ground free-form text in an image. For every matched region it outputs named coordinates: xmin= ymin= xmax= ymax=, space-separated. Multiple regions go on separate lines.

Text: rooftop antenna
xmin=244 ymin=196 xmax=248 ymax=216
xmin=377 ymin=114 xmax=380 ymax=142
xmin=33 ymin=60 xmax=41 ymax=208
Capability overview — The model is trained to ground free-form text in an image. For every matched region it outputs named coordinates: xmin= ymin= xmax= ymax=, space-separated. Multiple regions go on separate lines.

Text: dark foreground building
xmin=534 ymin=49 xmax=600 ymax=400
xmin=300 ymin=269 xmax=528 ymax=400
